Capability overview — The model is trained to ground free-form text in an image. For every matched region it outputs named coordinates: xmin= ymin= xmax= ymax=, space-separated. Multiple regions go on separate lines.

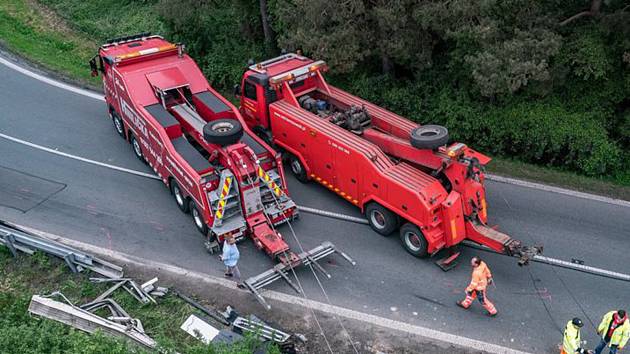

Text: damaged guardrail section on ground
xmin=1 ymin=220 xmax=306 ymax=352
xmin=0 ymin=222 xmax=123 ymax=278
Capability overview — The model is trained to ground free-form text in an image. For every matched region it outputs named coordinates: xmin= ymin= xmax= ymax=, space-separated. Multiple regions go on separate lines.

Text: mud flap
xmin=244 ymin=241 xmax=356 ymax=310
xmin=435 ymin=248 xmax=461 ymax=272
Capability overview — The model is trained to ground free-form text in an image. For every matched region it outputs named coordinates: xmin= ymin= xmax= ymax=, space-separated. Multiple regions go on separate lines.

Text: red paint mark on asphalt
xmin=149 ymin=221 xmax=165 ymax=231
xmin=86 ymin=204 xmax=99 ymax=216
xmin=100 ymin=227 xmax=113 ymax=250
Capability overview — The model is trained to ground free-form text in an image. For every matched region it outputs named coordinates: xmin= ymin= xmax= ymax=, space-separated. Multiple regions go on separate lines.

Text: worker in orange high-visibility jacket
xmin=457 ymin=257 xmax=498 ymax=316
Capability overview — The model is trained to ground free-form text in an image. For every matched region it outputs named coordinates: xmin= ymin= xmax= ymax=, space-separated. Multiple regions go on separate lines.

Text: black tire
xmin=111 ymin=111 xmax=125 ymax=139
xmin=190 ymin=201 xmax=208 ymax=235
xmin=399 ymin=223 xmax=429 ymax=258
xmin=129 ymin=134 xmax=144 ymax=162
xmin=253 ymin=126 xmax=274 ymax=147
xmin=410 ymin=125 xmax=449 ymax=150
xmin=288 ymin=154 xmax=308 ymax=183
xmin=203 ymin=119 xmax=244 ymax=146
xmin=170 ymin=180 xmax=189 ymax=213
xmin=365 ymin=203 xmax=398 ymax=236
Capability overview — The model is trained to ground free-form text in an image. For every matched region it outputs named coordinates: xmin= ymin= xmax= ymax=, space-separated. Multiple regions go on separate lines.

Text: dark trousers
xmin=595 ymin=338 xmax=618 ymax=354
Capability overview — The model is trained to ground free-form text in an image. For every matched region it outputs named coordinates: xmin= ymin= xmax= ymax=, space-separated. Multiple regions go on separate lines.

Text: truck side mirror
xmin=233 ymin=84 xmax=241 ymax=98
xmin=89 ymin=57 xmax=98 ymax=77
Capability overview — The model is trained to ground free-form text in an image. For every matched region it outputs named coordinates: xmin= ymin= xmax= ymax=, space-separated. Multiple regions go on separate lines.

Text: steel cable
xmin=258 ymin=170 xmax=359 ymax=354
xmin=244 ymin=172 xmax=335 ymax=353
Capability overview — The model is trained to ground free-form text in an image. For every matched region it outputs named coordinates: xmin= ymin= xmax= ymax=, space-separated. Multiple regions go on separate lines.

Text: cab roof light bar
xmin=268 ymin=60 xmax=327 ymax=85
xmin=102 ymin=33 xmax=162 ymax=48
xmin=249 ymin=53 xmax=310 ymax=73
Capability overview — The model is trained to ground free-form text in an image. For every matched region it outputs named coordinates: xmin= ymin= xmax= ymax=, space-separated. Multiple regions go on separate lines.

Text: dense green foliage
xmin=150 ymin=0 xmax=629 ymax=180
xmin=0 ymin=249 xmax=280 ymax=353
xmin=6 ymin=0 xmax=629 ymax=182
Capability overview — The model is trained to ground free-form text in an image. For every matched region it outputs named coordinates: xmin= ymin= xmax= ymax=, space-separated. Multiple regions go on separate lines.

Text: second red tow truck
xmin=236 ymin=53 xmax=542 ymax=270
xmin=90 ymin=35 xmax=355 ymax=308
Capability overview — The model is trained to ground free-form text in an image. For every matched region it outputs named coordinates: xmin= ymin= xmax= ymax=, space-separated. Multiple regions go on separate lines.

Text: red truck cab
xmin=237 ymin=53 xmax=540 ymax=265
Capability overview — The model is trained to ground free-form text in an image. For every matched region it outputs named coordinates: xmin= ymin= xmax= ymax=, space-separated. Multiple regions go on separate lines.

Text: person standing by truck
xmin=594 ymin=310 xmax=629 ymax=354
xmin=220 ymin=236 xmax=245 ymax=289
xmin=457 ymin=257 xmax=498 ymax=316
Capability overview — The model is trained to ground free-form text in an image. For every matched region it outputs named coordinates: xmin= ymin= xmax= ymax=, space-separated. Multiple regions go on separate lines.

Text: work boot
xmin=224 ymin=272 xmax=233 ymax=278
xmin=456 ymin=301 xmax=469 ymax=309
xmin=486 ymin=311 xmax=497 ymax=317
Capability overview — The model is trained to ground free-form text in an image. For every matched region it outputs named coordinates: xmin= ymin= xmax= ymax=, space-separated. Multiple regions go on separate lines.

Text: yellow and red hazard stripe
xmin=214 ymin=176 xmax=232 ymax=220
xmin=257 ymin=166 xmax=282 ymax=197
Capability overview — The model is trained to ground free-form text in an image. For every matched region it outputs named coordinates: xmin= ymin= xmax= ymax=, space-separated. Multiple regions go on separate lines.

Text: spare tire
xmin=410 ymin=125 xmax=449 ymax=150
xmin=203 ymin=119 xmax=244 ymax=146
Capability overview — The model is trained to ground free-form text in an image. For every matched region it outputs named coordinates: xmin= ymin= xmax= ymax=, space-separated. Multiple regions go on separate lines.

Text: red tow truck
xmin=90 ymin=35 xmax=355 ymax=307
xmin=237 ymin=53 xmax=541 ymax=268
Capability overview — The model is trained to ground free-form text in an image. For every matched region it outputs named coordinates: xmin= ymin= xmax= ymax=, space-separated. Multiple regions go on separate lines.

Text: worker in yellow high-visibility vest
xmin=595 ymin=310 xmax=629 ymax=354
xmin=561 ymin=317 xmax=591 ymax=354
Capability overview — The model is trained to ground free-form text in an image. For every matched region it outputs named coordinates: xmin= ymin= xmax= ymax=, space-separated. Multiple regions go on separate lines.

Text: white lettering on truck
xmin=274 ymin=112 xmax=305 ymax=131
xmin=120 ymin=98 xmax=147 ymax=137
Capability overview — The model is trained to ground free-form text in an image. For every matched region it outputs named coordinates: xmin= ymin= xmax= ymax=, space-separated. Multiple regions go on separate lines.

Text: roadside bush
xmin=482 ymin=102 xmax=621 ymax=175
xmin=333 ymin=76 xmax=623 ymax=176
xmin=157 ymin=0 xmax=265 ymax=89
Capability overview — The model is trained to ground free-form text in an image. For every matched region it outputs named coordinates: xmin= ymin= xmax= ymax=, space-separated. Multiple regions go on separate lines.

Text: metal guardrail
xmin=0 ymin=222 xmax=123 ymax=279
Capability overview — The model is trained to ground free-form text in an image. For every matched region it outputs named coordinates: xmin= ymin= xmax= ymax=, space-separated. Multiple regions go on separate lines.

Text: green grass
xmin=38 ymin=0 xmax=164 ymax=42
xmin=0 ymin=0 xmax=98 ymax=85
xmin=0 ymin=0 xmax=627 ymax=201
xmin=0 ymin=248 xmax=280 ymax=353
xmin=488 ymin=157 xmax=630 ymax=201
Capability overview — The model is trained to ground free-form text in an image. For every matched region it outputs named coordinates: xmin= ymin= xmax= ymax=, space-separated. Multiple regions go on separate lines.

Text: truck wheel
xmin=203 ymin=119 xmax=244 ymax=146
xmin=130 ymin=134 xmax=145 ymax=162
xmin=170 ymin=180 xmax=189 ymax=213
xmin=399 ymin=223 xmax=429 ymax=258
xmin=111 ymin=111 xmax=125 ymax=139
xmin=254 ymin=126 xmax=274 ymax=147
xmin=410 ymin=125 xmax=449 ymax=150
xmin=190 ymin=201 xmax=208 ymax=235
xmin=288 ymin=154 xmax=308 ymax=183
xmin=365 ymin=203 xmax=397 ymax=236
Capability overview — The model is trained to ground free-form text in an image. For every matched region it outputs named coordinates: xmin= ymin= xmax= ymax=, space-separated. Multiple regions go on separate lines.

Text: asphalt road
xmin=1 ymin=57 xmax=629 ymax=353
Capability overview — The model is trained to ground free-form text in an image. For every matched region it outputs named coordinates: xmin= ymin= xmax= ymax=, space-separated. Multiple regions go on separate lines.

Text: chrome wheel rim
xmin=132 ymin=138 xmax=142 ymax=157
xmin=212 ymin=122 xmax=234 ymax=133
xmin=370 ymin=210 xmax=386 ymax=229
xmin=114 ymin=117 xmax=123 ymax=134
xmin=173 ymin=184 xmax=184 ymax=206
xmin=404 ymin=231 xmax=422 ymax=252
xmin=193 ymin=208 xmax=204 ymax=229
xmin=291 ymin=159 xmax=302 ymax=175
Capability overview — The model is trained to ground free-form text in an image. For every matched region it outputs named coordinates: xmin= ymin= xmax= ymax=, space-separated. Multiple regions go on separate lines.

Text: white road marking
xmin=1 ymin=53 xmax=627 ymax=209
xmin=0 ymin=56 xmax=104 ymax=101
xmin=0 ymin=132 xmax=160 ymax=180
xmin=3 ymin=131 xmax=630 ymax=282
xmin=485 ymin=174 xmax=630 ymax=208
xmin=13 ymin=222 xmax=533 ymax=354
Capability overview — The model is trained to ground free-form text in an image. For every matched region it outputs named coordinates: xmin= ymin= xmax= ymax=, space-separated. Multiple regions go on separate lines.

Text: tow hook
xmin=505 ymin=240 xmax=543 ymax=266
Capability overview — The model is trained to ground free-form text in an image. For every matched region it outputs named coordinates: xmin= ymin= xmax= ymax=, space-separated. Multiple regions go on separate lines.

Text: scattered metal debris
xmin=86 ymin=277 xmax=168 ymax=306
xmin=220 ymin=305 xmax=295 ymax=347
xmin=28 ymin=293 xmax=155 ymax=348
xmin=0 ymin=222 xmax=123 ymax=278
xmin=174 ymin=291 xmax=230 ymax=326
xmin=180 ymin=314 xmax=244 ymax=345
xmin=181 ymin=314 xmax=221 ymax=344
